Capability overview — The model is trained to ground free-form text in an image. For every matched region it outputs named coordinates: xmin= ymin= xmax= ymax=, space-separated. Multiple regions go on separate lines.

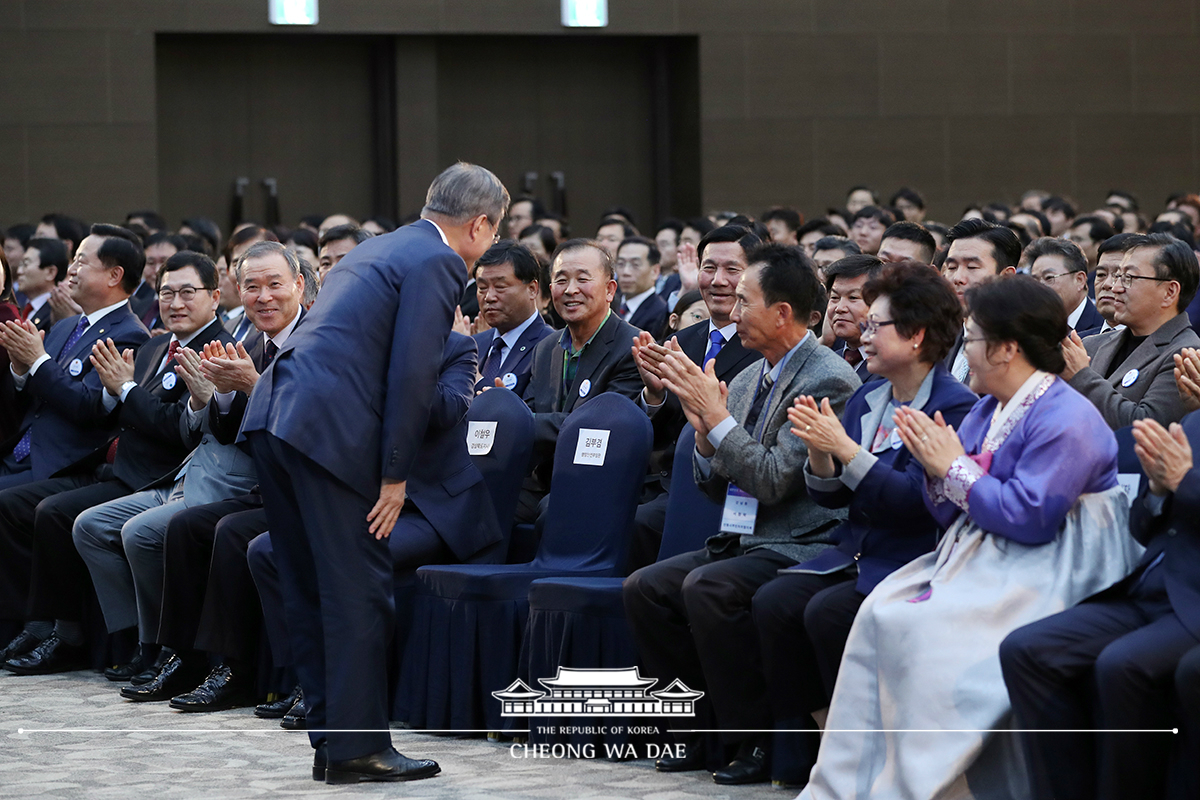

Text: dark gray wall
xmin=2 ymin=0 xmax=1199 ymax=228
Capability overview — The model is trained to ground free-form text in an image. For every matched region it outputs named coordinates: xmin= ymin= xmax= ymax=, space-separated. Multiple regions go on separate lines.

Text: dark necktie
xmin=618 ymin=300 xmax=630 ymax=319
xmin=264 ymin=339 xmax=279 ymax=366
xmin=479 ymin=336 xmax=506 ymax=386
xmin=743 ymin=371 xmax=775 ymax=434
xmin=14 ymin=315 xmax=89 ymax=462
xmin=843 ymin=346 xmax=862 ymax=367
xmin=704 ymin=330 xmax=725 ymax=366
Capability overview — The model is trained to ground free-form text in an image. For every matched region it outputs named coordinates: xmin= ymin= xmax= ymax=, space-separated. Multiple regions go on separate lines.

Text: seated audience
xmin=876 ymin=221 xmax=935 ymax=264
xmin=316 ymin=223 xmax=371 ymax=284
xmin=810 ymin=235 xmax=860 ymax=278
xmin=798 ymin=276 xmax=1140 ymax=800
xmin=18 ymin=238 xmax=68 ymax=333
xmin=762 ymin=207 xmax=802 ymax=246
xmin=753 ymin=260 xmax=976 ymax=787
xmin=660 ymin=288 xmax=708 ymax=340
xmin=1063 ymin=233 xmax=1200 ymax=428
xmin=849 ymin=206 xmax=895 ymax=256
xmin=821 ymin=254 xmax=883 ymax=382
xmin=940 ymin=218 xmax=1020 ymax=381
xmin=614 ymin=236 xmax=668 ymax=335
xmin=623 ymin=243 xmax=859 ymax=785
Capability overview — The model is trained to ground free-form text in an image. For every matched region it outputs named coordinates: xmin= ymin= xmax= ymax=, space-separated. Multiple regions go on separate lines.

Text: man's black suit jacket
xmin=627 ymin=292 xmax=669 ymax=338
xmin=522 ymin=312 xmax=644 ymax=468
xmin=109 ymin=317 xmax=233 ymax=490
xmin=650 ymin=322 xmax=758 ymax=491
xmin=1074 ymin=298 xmax=1105 ymax=338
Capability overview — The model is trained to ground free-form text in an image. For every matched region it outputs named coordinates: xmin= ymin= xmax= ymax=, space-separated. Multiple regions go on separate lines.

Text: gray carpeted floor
xmin=0 ymin=669 xmax=785 ymax=799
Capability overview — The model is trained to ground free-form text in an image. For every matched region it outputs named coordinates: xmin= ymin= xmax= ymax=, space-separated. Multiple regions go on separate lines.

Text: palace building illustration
xmin=492 ymin=667 xmax=704 ymax=717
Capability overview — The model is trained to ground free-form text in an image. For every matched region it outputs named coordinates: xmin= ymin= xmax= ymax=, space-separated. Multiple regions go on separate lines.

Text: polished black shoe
xmin=119 ymin=654 xmax=204 ymax=702
xmin=0 ymin=630 xmax=43 ymax=664
xmin=130 ymin=647 xmax=173 ymax=686
xmin=280 ymin=697 xmax=307 ymax=730
xmin=712 ymin=745 xmax=769 ymax=785
xmin=313 ymin=742 xmax=327 ymax=782
xmin=168 ymin=664 xmax=255 ymax=712
xmin=255 ymin=684 xmax=302 ymax=719
xmin=3 ymin=634 xmax=86 ymax=675
xmin=104 ymin=643 xmax=157 ymax=682
xmin=324 ymin=746 xmax=440 ymax=784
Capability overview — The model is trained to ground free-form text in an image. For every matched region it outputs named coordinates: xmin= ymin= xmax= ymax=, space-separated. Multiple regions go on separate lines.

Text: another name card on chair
xmin=467 ymin=421 xmax=498 ymax=456
xmin=1116 ymin=473 xmax=1141 ymax=507
xmin=573 ymin=428 xmax=610 ymax=466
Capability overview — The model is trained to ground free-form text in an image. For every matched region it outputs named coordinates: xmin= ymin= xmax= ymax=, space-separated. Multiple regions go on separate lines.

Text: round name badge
xmin=889 ymin=428 xmax=903 ymax=450
xmin=579 ymin=379 xmax=592 ymax=398
xmin=502 ymin=372 xmax=518 ymax=390
xmin=1121 ymin=368 xmax=1139 ymax=388
xmin=68 ymin=358 xmax=83 ymax=377
xmin=161 ymin=372 xmax=177 ymax=391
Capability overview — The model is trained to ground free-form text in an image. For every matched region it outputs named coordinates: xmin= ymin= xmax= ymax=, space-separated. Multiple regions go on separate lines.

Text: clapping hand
xmin=655 ymin=339 xmax=728 ymax=455
xmin=788 ymin=395 xmax=858 ymax=476
xmin=47 ymin=283 xmax=82 ymax=325
xmin=1060 ymin=330 xmax=1090 ymax=381
xmin=175 ymin=346 xmax=216 ymax=410
xmin=199 ymin=340 xmax=259 ymax=394
xmin=1132 ymin=418 xmax=1193 ymax=496
xmin=1175 ymin=347 xmax=1200 ymax=413
xmin=631 ymin=331 xmax=671 ymax=405
xmin=0 ymin=319 xmax=47 ymax=374
xmin=893 ymin=407 xmax=966 ymax=479
xmin=452 ymin=305 xmax=474 ymax=336
xmin=89 ymin=338 xmax=135 ymax=395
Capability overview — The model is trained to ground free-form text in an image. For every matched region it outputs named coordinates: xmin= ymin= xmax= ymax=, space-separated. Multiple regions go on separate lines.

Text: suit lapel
xmin=136 ymin=337 xmax=171 ymax=384
xmin=1105 ymin=315 xmax=1186 ymax=387
xmin=766 ymin=336 xmax=817 ymax=424
xmin=63 ymin=305 xmax=127 ymax=364
xmin=715 ymin=333 xmax=755 ymax=380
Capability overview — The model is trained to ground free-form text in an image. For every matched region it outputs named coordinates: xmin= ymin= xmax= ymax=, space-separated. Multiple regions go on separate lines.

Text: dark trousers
xmin=623 ymin=546 xmax=795 ymax=744
xmin=627 ymin=491 xmax=668 ymax=574
xmin=753 ymin=572 xmax=863 ymax=782
xmin=251 ymin=432 xmax=393 ymax=761
xmin=157 ymin=494 xmax=262 ymax=654
xmin=247 ymin=533 xmax=290 ymax=667
xmin=24 ymin=477 xmax=130 ymax=622
xmin=1175 ymin=645 xmax=1200 ymax=800
xmin=1000 ymin=576 xmax=1197 ymax=800
xmin=0 ymin=474 xmax=90 ymax=620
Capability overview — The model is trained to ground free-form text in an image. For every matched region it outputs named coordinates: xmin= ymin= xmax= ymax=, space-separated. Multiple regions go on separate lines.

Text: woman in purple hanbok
xmin=799 ymin=277 xmax=1142 ymax=800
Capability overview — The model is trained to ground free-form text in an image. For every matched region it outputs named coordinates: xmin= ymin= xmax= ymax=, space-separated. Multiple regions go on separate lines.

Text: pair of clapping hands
xmin=631 ymin=331 xmax=728 ymax=457
xmin=788 ymin=394 xmax=966 ymax=481
xmin=86 ymin=337 xmax=261 ymax=412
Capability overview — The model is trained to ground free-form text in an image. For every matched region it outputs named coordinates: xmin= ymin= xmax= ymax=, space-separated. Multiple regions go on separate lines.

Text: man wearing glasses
xmin=1025 ymin=237 xmax=1104 ymax=337
xmin=1063 ymin=233 xmax=1200 ymax=429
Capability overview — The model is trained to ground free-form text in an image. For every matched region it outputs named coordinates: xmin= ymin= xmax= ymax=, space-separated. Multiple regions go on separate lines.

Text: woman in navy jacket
xmin=751 ymin=260 xmax=977 ymax=787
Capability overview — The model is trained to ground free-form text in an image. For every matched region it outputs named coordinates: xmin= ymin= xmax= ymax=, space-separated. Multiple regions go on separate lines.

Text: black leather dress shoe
xmin=280 ymin=697 xmax=307 ymax=730
xmin=712 ymin=746 xmax=769 ymax=785
xmin=168 ymin=664 xmax=255 ymax=712
xmin=313 ymin=742 xmax=327 ymax=781
xmin=130 ymin=647 xmax=173 ymax=686
xmin=324 ymin=747 xmax=440 ymax=784
xmin=104 ymin=643 xmax=157 ymax=682
xmin=0 ymin=630 xmax=42 ymax=663
xmin=3 ymin=634 xmax=86 ymax=675
xmin=119 ymin=654 xmax=204 ymax=702
xmin=255 ymin=684 xmax=302 ymax=719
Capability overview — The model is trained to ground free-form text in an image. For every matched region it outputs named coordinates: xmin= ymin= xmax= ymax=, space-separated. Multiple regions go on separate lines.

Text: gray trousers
xmin=72 ymin=485 xmax=184 ymax=640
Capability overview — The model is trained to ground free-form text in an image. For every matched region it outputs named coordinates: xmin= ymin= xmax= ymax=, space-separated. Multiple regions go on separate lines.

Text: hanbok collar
xmin=983 ymin=370 xmax=1055 ymax=453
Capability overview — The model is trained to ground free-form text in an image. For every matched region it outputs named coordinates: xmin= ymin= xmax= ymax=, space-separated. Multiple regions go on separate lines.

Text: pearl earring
xmin=912 ymin=343 xmax=919 ymax=349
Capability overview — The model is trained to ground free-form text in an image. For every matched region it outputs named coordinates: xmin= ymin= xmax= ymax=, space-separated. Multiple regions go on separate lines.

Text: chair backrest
xmin=658 ymin=422 xmax=724 ymax=561
xmin=537 ymin=392 xmax=653 ymax=574
xmin=467 ymin=387 xmax=536 ymax=541
xmin=1113 ymin=425 xmax=1143 ymax=502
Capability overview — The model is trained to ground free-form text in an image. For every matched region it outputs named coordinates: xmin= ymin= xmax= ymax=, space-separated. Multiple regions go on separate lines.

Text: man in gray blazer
xmin=623 ymin=243 xmax=860 ymax=785
xmin=1064 ymin=233 xmax=1200 ymax=429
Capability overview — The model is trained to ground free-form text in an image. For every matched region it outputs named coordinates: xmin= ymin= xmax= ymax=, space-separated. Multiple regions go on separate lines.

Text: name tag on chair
xmin=573 ymin=428 xmax=610 ymax=466
xmin=466 ymin=421 xmax=497 ymax=456
xmin=720 ymin=484 xmax=758 ymax=535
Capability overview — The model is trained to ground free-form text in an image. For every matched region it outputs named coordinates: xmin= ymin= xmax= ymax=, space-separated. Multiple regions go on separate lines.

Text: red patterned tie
xmin=21 ymin=303 xmax=33 ymax=320
xmin=166 ymin=339 xmax=180 ymax=364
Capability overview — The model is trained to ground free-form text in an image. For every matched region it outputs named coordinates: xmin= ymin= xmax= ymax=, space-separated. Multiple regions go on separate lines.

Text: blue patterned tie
xmin=619 ymin=300 xmax=630 ymax=319
xmin=13 ymin=315 xmax=89 ymax=461
xmin=704 ymin=329 xmax=725 ymax=367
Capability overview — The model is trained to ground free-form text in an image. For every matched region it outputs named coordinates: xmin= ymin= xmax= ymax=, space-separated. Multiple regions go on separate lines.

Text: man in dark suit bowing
xmin=515 ymin=238 xmax=644 ymax=523
xmin=241 ymin=162 xmax=508 ymax=784
xmin=1001 ymin=411 xmax=1200 ymax=800
xmin=629 ymin=224 xmax=762 ymax=570
xmin=471 ymin=240 xmax=552 ymax=396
